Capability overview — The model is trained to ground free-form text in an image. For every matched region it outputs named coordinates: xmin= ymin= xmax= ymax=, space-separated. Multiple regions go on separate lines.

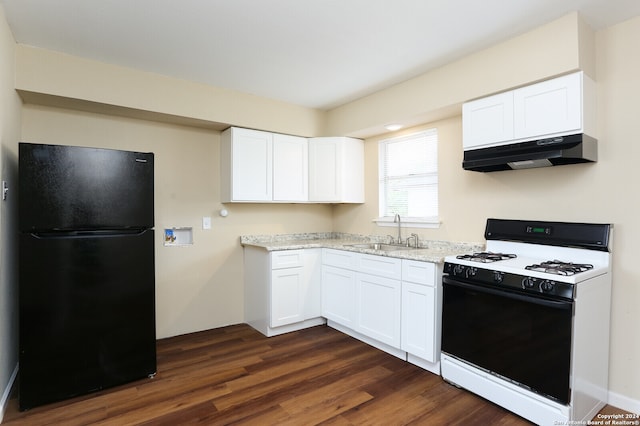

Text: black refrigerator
xmin=18 ymin=142 xmax=157 ymax=410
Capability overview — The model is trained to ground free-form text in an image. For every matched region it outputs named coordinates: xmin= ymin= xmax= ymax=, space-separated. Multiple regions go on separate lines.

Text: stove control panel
xmin=522 ymin=277 xmax=557 ymax=293
xmin=444 ymin=262 xmax=575 ymax=300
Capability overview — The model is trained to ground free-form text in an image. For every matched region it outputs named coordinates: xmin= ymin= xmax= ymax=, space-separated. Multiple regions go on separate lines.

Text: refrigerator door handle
xmin=30 ymin=229 xmax=151 ymax=239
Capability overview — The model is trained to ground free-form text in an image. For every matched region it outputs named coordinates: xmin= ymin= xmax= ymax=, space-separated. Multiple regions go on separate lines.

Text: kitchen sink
xmin=346 ymin=243 xmax=414 ymax=251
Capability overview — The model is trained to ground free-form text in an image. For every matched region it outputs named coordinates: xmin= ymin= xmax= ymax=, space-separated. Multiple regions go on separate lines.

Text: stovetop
xmin=455 ymin=252 xmax=517 ymax=263
xmin=445 ymin=240 xmax=610 ymax=285
xmin=456 ymin=252 xmax=595 ymax=276
xmin=524 ymin=260 xmax=594 ymax=276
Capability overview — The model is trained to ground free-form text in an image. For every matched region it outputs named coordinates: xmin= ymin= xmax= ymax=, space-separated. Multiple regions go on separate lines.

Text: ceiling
xmin=3 ymin=0 xmax=640 ymax=111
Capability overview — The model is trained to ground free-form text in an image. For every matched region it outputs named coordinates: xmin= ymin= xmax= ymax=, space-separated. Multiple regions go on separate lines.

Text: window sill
xmin=373 ymin=217 xmax=441 ymax=229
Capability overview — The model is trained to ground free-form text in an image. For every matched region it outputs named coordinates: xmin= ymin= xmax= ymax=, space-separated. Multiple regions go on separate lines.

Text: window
xmin=377 ymin=130 xmax=438 ymax=227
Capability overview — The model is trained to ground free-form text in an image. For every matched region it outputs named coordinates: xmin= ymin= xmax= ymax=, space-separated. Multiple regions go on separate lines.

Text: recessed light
xmin=384 ymin=124 xmax=403 ymax=131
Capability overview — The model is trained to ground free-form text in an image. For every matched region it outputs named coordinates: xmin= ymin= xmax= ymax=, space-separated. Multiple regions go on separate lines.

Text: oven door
xmin=441 ymin=275 xmax=573 ymax=404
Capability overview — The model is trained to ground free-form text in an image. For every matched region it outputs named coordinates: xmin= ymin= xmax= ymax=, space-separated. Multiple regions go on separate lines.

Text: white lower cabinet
xmin=244 ymin=247 xmax=324 ymax=337
xmin=321 ymin=249 xmax=441 ymax=373
xmin=249 ymin=246 xmax=442 ymax=373
xmin=401 ymin=281 xmax=436 ymax=361
xmin=271 ymin=267 xmax=305 ymax=327
xmin=401 ymin=259 xmax=440 ymax=374
xmin=321 ymin=265 xmax=356 ymax=328
xmin=355 ymin=272 xmax=401 ymax=348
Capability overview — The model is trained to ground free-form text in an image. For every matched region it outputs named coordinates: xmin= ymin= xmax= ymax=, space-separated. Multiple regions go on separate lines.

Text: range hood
xmin=462 ymin=133 xmax=597 ymax=172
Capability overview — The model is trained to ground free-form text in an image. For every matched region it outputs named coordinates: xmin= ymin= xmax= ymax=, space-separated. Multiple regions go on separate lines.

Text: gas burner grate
xmin=525 ymin=260 xmax=594 ymax=276
xmin=456 ymin=252 xmax=517 ymax=263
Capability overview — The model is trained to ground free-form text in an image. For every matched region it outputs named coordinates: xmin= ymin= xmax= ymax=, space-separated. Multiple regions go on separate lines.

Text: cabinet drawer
xmin=322 ymin=248 xmax=358 ymax=270
xmin=358 ymin=254 xmax=401 ymax=279
xmin=271 ymin=250 xmax=303 ymax=269
xmin=402 ymin=260 xmax=436 ymax=286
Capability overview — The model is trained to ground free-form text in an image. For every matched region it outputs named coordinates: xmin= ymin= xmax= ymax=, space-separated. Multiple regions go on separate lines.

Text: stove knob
xmin=541 ymin=280 xmax=555 ymax=292
xmin=465 ymin=267 xmax=477 ymax=278
xmin=522 ymin=277 xmax=537 ymax=289
xmin=493 ymin=271 xmax=504 ymax=283
xmin=453 ymin=264 xmax=464 ymax=276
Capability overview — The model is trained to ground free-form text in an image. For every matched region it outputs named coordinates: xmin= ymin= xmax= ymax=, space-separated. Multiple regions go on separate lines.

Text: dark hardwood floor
xmin=2 ymin=324 xmax=628 ymax=425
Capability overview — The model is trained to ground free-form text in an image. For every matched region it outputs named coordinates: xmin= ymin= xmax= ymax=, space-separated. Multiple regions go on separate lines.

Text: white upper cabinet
xmin=513 ymin=72 xmax=583 ymax=139
xmin=221 ymin=127 xmax=273 ymax=202
xmin=463 ymin=72 xmax=595 ymax=150
xmin=308 ymin=137 xmax=364 ymax=203
xmin=273 ymin=133 xmax=308 ymax=202
xmin=222 ymin=128 xmax=363 ymax=203
xmin=462 ymin=91 xmax=514 ymax=149
xmin=221 ymin=127 xmax=308 ymax=202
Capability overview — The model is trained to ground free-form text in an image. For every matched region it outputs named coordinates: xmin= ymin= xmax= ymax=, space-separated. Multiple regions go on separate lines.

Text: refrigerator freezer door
xmin=19 ymin=143 xmax=154 ymax=232
xmin=19 ymin=230 xmax=156 ymax=410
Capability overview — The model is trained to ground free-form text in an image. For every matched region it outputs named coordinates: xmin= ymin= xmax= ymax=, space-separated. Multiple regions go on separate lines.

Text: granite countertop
xmin=240 ymin=232 xmax=484 ymax=264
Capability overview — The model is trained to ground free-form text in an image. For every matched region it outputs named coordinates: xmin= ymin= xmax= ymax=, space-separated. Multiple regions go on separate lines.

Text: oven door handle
xmin=443 ymin=276 xmax=573 ymax=311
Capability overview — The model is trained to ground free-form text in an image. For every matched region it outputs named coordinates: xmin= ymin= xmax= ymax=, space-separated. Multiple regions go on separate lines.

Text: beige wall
xmin=3 ymin=7 xmax=640 ymax=414
xmin=19 ymin=105 xmax=334 ymax=339
xmin=333 ymin=14 xmax=640 ymax=409
xmin=594 ymin=15 xmax=640 ymax=404
xmin=0 ymin=3 xmax=21 ymax=421
xmin=325 ymin=12 xmax=592 ymax=138
xmin=15 ymin=45 xmax=326 ymax=138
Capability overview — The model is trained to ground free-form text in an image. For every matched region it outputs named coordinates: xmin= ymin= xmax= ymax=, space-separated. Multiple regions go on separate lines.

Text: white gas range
xmin=440 ymin=219 xmax=612 ymax=425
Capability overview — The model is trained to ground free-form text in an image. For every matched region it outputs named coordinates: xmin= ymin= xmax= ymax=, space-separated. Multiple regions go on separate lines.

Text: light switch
xmin=202 ymin=216 xmax=212 ymax=230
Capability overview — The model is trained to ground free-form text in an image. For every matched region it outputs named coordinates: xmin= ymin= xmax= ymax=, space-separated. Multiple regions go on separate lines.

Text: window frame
xmin=375 ymin=129 xmax=440 ymax=229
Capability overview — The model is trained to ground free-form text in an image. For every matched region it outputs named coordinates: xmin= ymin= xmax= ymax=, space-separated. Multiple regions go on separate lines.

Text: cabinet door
xmin=322 ymin=265 xmax=356 ymax=327
xmin=401 ymin=282 xmax=436 ymax=362
xmin=462 ymin=91 xmax=514 ymax=149
xmin=308 ymin=137 xmax=364 ymax=203
xmin=273 ymin=134 xmax=308 ymax=201
xmin=355 ymin=273 xmax=401 ymax=348
xmin=513 ymin=72 xmax=582 ymax=139
xmin=308 ymin=138 xmax=341 ymax=202
xmin=303 ymin=248 xmax=322 ymax=320
xmin=231 ymin=128 xmax=273 ymax=201
xmin=340 ymin=137 xmax=365 ymax=203
xmin=271 ymin=267 xmax=305 ymax=327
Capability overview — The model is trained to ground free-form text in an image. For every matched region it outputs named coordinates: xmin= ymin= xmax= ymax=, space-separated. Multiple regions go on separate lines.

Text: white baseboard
xmin=609 ymin=390 xmax=640 ymax=415
xmin=0 ymin=364 xmax=18 ymax=424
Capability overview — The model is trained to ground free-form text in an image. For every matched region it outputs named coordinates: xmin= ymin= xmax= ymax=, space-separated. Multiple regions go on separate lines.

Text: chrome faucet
xmin=393 ymin=214 xmax=402 ymax=245
xmin=406 ymin=233 xmax=419 ymax=248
